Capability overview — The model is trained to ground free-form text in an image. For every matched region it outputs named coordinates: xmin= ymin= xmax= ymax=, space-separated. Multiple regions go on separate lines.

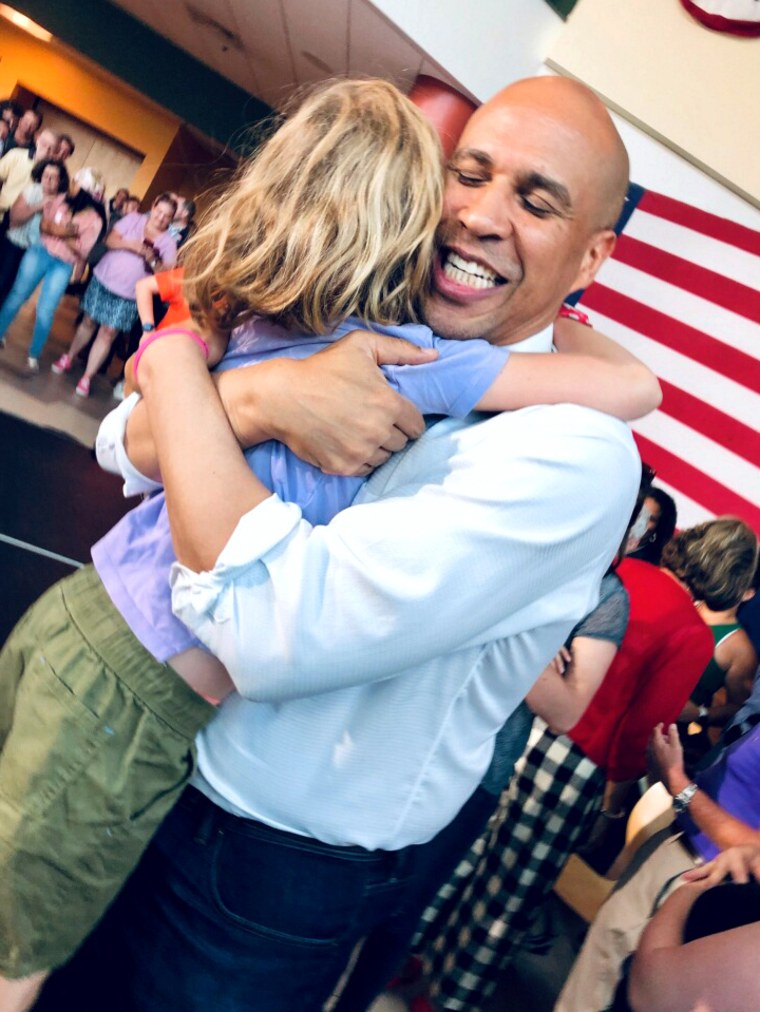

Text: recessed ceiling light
xmin=0 ymin=4 xmax=52 ymax=42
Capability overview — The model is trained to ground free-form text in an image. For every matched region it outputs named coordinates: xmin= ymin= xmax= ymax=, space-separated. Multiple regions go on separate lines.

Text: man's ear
xmin=569 ymin=229 xmax=617 ymax=294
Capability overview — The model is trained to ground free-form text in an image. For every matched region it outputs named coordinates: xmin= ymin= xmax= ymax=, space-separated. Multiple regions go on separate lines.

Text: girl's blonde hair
xmin=182 ymin=78 xmax=443 ymax=334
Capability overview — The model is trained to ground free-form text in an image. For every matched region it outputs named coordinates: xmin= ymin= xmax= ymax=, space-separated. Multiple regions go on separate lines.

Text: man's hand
xmin=215 ymin=329 xmax=437 ymax=476
xmin=649 ymin=723 xmax=690 ymax=796
xmin=683 ymin=844 xmax=760 ymax=887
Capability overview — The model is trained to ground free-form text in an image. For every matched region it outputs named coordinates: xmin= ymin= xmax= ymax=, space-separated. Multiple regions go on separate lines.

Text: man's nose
xmin=457 ymin=184 xmax=513 ymax=240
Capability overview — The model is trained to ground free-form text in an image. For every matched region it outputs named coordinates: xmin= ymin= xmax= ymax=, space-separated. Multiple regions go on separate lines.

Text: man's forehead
xmin=453 ymin=102 xmax=596 ymax=205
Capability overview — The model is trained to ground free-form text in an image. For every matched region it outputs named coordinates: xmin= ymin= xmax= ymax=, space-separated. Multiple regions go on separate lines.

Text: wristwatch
xmin=141 ymin=322 xmax=155 ymax=332
xmin=672 ymin=782 xmax=699 ymax=814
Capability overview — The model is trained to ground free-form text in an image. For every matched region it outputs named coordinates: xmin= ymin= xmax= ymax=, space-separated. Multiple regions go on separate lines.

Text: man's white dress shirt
xmin=98 ymin=326 xmax=640 ymax=849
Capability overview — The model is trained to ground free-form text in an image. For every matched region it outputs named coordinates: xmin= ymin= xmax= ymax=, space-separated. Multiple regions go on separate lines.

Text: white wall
xmin=372 ymin=0 xmax=760 ymax=227
xmin=611 ymin=113 xmax=760 ymax=230
xmin=547 ymin=0 xmax=760 ymax=208
xmin=370 ymin=0 xmax=564 ymax=100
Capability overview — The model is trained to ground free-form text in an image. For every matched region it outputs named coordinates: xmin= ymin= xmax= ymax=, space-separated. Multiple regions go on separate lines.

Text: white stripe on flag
xmin=586 ymin=309 xmax=760 ymax=428
xmin=632 ymin=412 xmax=760 ymax=505
xmin=623 ymin=209 xmax=760 ymax=290
xmin=592 ymin=259 xmax=760 ymax=358
xmin=651 ymin=480 xmax=713 ymax=528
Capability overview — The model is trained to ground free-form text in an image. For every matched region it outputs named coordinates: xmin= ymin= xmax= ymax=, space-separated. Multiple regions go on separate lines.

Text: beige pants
xmin=555 ymin=833 xmax=697 ymax=1012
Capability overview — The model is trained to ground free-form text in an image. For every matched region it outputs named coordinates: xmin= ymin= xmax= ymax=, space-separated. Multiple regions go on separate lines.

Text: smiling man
xmin=425 ymin=77 xmax=626 ymax=347
xmin=41 ymin=77 xmax=642 ymax=1012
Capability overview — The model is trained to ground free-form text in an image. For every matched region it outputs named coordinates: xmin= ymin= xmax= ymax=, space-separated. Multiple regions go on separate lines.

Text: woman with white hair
xmin=0 ymin=166 xmax=105 ymax=372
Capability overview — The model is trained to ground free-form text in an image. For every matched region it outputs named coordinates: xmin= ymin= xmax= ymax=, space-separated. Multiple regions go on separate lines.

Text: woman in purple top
xmin=52 ymin=192 xmax=177 ymax=397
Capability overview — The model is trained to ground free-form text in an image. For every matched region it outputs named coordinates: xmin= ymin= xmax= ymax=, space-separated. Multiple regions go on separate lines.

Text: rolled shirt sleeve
xmin=95 ymin=393 xmax=163 ymax=497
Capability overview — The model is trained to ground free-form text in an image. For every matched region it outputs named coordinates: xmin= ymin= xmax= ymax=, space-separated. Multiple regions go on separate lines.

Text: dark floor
xmin=0 ymin=410 xmax=132 ymax=644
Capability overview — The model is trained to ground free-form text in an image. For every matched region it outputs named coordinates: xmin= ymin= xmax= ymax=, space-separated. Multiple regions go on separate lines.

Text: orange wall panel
xmin=0 ymin=19 xmax=179 ymax=195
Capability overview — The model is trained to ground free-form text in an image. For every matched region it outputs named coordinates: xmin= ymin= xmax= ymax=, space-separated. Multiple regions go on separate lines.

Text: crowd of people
xmin=0 ymin=76 xmax=757 ymax=1012
xmin=0 ymin=97 xmax=196 ymax=391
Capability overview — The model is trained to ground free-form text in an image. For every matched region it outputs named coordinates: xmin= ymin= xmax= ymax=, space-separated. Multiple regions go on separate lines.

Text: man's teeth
xmin=443 ymin=251 xmax=500 ymax=289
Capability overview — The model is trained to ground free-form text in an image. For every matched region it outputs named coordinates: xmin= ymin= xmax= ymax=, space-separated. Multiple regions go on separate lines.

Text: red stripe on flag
xmin=638 ymin=190 xmax=760 ymax=257
xmin=581 ymin=285 xmax=760 ymax=389
xmin=614 ymin=235 xmax=760 ymax=323
xmin=658 ymin=380 xmax=760 ymax=469
xmin=633 ymin=433 xmax=760 ymax=534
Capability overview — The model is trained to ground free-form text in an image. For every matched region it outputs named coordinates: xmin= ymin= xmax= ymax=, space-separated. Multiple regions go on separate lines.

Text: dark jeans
xmin=39 ymin=784 xmax=496 ymax=1011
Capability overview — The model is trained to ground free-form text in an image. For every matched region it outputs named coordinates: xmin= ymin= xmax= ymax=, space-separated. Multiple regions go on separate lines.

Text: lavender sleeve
xmin=382 ymin=335 xmax=510 ymax=418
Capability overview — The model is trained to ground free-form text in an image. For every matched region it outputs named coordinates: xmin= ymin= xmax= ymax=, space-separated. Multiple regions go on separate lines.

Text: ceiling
xmin=112 ymin=0 xmax=465 ymax=111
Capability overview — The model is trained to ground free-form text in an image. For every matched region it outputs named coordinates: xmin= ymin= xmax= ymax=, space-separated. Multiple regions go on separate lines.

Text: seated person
xmin=556 ymin=692 xmax=760 ymax=1012
xmin=623 ymin=846 xmax=760 ymax=1011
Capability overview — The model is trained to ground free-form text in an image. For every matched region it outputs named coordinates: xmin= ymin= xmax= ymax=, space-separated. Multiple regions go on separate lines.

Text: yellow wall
xmin=0 ymin=19 xmax=180 ymax=196
xmin=548 ymin=0 xmax=760 ymax=207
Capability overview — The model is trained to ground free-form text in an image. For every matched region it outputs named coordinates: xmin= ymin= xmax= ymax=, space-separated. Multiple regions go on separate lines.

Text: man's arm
xmin=123 ymin=331 xmax=432 ymax=482
xmin=0 ymin=151 xmax=11 ymax=186
xmin=652 ymin=723 xmax=760 ymax=849
xmin=627 ymin=881 xmax=760 ymax=1012
xmin=8 ymin=189 xmax=40 ymax=226
xmin=136 ymin=332 xmax=638 ymax=700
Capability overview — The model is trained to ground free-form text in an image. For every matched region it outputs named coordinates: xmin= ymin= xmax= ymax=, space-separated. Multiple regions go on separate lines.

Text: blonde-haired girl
xmin=0 ymin=78 xmax=658 ymax=1011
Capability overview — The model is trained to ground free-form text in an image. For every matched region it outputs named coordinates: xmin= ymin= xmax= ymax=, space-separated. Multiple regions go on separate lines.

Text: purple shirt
xmin=681 ymin=722 xmax=760 ymax=861
xmin=93 ymin=212 xmax=177 ymax=299
xmin=92 ymin=317 xmax=510 ymax=661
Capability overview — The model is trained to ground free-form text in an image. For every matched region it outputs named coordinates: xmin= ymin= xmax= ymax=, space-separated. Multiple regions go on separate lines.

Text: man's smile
xmin=443 ymin=251 xmax=506 ymax=289
xmin=433 ymin=246 xmax=509 ymax=303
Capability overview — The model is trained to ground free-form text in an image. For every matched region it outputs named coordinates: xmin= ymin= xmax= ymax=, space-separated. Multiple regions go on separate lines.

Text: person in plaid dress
xmin=414 ymin=573 xmax=628 ymax=1011
xmin=413 ymin=518 xmax=754 ymax=1011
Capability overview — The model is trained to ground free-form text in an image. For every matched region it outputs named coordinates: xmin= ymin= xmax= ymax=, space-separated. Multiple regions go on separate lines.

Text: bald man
xmin=41 ymin=78 xmax=642 ymax=1012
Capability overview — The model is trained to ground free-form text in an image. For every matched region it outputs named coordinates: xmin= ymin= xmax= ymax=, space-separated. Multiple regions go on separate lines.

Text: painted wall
xmin=548 ymin=0 xmax=760 ymax=207
xmin=373 ymin=0 xmax=760 ymax=227
xmin=0 ymin=19 xmax=179 ymax=195
xmin=611 ymin=110 xmax=760 ymax=232
xmin=371 ymin=0 xmax=565 ymax=100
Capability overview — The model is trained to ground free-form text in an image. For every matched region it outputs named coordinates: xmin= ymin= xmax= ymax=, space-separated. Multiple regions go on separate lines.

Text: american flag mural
xmin=571 ymin=184 xmax=760 ymax=532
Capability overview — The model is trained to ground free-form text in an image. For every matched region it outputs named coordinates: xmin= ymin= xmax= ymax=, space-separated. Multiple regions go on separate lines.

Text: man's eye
xmin=520 ymin=196 xmax=554 ymax=218
xmin=449 ymin=166 xmax=485 ymax=187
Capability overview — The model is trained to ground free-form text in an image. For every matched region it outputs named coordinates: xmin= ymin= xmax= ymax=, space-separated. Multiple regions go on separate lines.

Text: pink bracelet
xmin=132 ymin=327 xmax=209 ymax=382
